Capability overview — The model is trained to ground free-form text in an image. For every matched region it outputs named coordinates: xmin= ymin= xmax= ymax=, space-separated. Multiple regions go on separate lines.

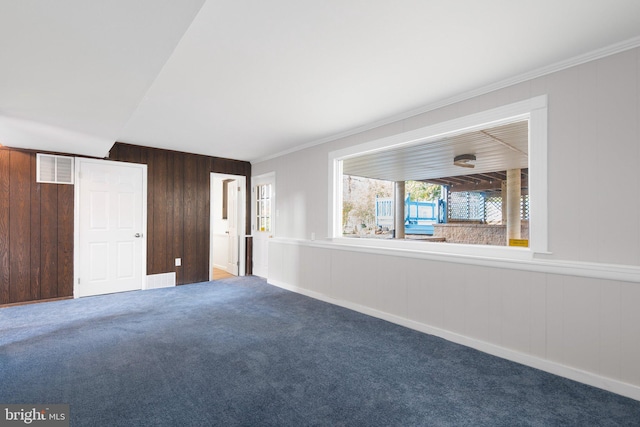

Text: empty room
xmin=2 ymin=1 xmax=640 ymax=425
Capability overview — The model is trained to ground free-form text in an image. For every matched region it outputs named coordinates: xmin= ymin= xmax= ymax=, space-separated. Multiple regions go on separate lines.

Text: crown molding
xmin=252 ymin=35 xmax=640 ymax=164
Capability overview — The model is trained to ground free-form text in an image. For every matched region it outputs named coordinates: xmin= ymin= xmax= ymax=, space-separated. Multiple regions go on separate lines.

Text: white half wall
xmin=268 ymin=238 xmax=640 ymax=401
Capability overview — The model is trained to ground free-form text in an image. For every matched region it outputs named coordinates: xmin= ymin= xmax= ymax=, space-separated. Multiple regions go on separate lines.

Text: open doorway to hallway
xmin=210 ymin=173 xmax=246 ymax=280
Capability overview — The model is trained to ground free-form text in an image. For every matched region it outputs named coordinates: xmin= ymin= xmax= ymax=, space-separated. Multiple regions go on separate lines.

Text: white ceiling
xmin=2 ymin=1 xmax=640 ymax=162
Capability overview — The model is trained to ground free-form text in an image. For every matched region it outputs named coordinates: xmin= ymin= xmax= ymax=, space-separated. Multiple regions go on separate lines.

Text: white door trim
xmin=210 ymin=173 xmax=246 ymax=280
xmin=251 ymin=172 xmax=275 ymax=278
xmin=74 ymin=158 xmax=147 ymax=297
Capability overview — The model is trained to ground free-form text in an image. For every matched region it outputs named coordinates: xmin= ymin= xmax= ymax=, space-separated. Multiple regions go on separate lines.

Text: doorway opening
xmin=210 ymin=173 xmax=246 ymax=280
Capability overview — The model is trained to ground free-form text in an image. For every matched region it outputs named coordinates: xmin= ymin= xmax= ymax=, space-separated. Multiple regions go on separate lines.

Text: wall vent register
xmin=37 ymin=153 xmax=74 ymax=184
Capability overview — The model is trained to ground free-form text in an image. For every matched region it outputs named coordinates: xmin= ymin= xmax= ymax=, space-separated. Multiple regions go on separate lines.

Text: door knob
xmin=135 ymin=233 xmax=142 ymax=238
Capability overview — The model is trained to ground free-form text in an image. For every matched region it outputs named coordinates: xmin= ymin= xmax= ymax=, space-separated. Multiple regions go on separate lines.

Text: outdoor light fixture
xmin=454 ymin=154 xmax=476 ymax=168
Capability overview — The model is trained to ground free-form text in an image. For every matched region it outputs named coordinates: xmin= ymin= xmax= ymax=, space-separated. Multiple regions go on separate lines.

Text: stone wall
xmin=433 ymin=222 xmax=529 ymax=246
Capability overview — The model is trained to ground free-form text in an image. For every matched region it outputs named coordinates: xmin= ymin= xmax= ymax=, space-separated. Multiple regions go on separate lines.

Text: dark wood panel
xmin=57 ymin=183 xmax=74 ymax=297
xmin=110 ymin=143 xmax=142 ymax=164
xmin=211 ymin=156 xmax=250 ymax=176
xmin=0 ymin=149 xmax=10 ymax=304
xmin=145 ymin=150 xmax=155 ymax=273
xmin=182 ymin=153 xmax=199 ymax=284
xmin=244 ymin=173 xmax=251 ymax=236
xmin=29 ymin=155 xmax=41 ymax=300
xmin=164 ymin=151 xmax=176 ymax=278
xmin=151 ymin=149 xmax=169 ymax=274
xmin=0 ymin=143 xmax=252 ymax=302
xmin=40 ymin=183 xmax=58 ymax=299
xmin=172 ymin=153 xmax=184 ymax=284
xmin=0 ymin=148 xmax=75 ymax=305
xmin=245 ymin=236 xmax=253 ymax=275
xmin=9 ymin=151 xmax=32 ymax=303
xmin=108 ymin=142 xmax=252 ymax=286
xmin=196 ymin=155 xmax=209 ymax=281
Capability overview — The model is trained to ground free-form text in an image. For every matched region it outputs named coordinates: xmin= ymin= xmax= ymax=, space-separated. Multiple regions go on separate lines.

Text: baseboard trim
xmin=0 ymin=296 xmax=73 ymax=308
xmin=268 ymin=278 xmax=640 ymax=402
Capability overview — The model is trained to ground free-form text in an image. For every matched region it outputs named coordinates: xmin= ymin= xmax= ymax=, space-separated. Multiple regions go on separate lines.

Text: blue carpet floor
xmin=1 ymin=276 xmax=639 ymax=426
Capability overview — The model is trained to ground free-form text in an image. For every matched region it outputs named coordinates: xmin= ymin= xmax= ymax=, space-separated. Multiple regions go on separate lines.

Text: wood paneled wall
xmin=0 ymin=147 xmax=74 ymax=304
xmin=0 ymin=143 xmax=251 ymax=305
xmin=108 ymin=143 xmax=251 ymax=285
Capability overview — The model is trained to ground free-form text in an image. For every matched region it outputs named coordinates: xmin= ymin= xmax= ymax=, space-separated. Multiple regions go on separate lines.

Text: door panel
xmin=76 ymin=159 xmax=146 ymax=297
xmin=227 ymin=180 xmax=239 ymax=275
xmin=252 ymin=173 xmax=275 ymax=278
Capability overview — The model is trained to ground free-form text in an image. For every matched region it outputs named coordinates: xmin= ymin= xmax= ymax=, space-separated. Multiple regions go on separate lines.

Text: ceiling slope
xmin=120 ymin=0 xmax=640 ymax=162
xmin=0 ymin=0 xmax=205 ymax=157
xmin=2 ymin=1 xmax=640 ymax=161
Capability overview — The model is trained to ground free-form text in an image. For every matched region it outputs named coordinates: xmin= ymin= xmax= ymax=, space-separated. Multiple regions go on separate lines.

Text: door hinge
xmin=77 ymin=278 xmax=80 ymax=284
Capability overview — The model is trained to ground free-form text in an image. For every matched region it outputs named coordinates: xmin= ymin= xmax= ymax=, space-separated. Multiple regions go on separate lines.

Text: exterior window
xmin=340 ymin=120 xmax=529 ymax=247
xmin=256 ymin=183 xmax=272 ymax=232
xmin=329 ymin=95 xmax=548 ymax=257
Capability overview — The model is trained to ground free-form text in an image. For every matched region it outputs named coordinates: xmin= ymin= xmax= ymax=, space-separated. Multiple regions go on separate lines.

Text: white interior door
xmin=75 ymin=159 xmax=146 ymax=297
xmin=252 ymin=173 xmax=275 ymax=278
xmin=226 ymin=179 xmax=239 ymax=275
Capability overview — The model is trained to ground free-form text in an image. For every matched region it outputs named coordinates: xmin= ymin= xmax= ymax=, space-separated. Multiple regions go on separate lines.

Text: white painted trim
xmin=210 ymin=173 xmax=247 ymax=280
xmin=253 ymin=36 xmax=640 ymax=164
xmin=250 ymin=172 xmax=276 ymax=278
xmin=74 ymin=158 xmax=147 ymax=297
xmin=328 ymin=95 xmax=548 ymax=259
xmin=330 ymin=96 xmax=546 ymax=160
xmin=251 ymin=171 xmax=276 ymax=235
xmin=271 ymin=237 xmax=640 ymax=284
xmin=327 ymin=157 xmax=343 ymax=239
xmin=267 ymin=276 xmax=640 ymax=401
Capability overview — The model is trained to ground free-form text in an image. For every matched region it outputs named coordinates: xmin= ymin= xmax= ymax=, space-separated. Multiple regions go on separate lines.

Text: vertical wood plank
xmin=40 ymin=183 xmax=58 ymax=299
xmin=196 ymin=155 xmax=209 ymax=281
xmin=151 ymin=149 xmax=168 ymax=274
xmin=30 ymin=154 xmax=41 ymax=300
xmin=245 ymin=236 xmax=252 ymax=275
xmin=165 ymin=151 xmax=175 ymax=276
xmin=57 ymin=183 xmax=74 ymax=297
xmin=183 ymin=153 xmax=198 ymax=284
xmin=244 ymin=164 xmax=251 ymax=236
xmin=0 ymin=149 xmax=10 ymax=304
xmin=145 ymin=150 xmax=155 ymax=274
xmin=173 ymin=153 xmax=184 ymax=284
xmin=8 ymin=151 xmax=31 ymax=303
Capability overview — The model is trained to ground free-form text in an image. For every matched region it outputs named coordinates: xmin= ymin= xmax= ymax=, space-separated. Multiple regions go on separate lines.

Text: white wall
xmin=252 ymin=47 xmax=640 ymax=399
